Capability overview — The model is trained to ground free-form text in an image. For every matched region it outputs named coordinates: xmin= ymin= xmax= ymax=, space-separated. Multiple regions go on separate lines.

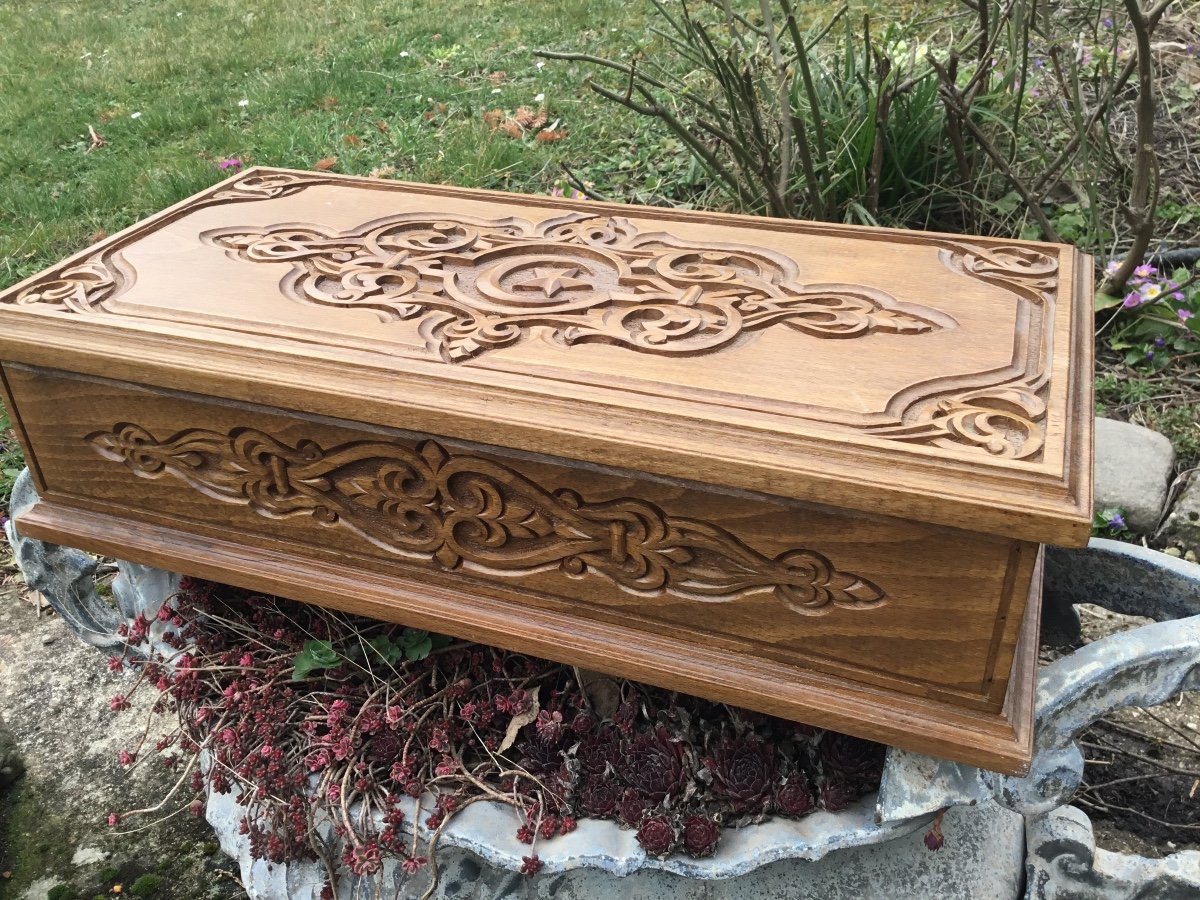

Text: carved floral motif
xmin=861 ymin=243 xmax=1059 ymax=460
xmin=87 ymin=423 xmax=886 ymax=615
xmin=201 ymin=211 xmax=951 ymax=361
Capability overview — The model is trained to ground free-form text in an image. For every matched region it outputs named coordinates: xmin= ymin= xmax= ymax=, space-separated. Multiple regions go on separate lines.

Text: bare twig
xmin=1100 ymin=0 xmax=1164 ymax=294
xmin=932 ymin=57 xmax=1063 ymax=241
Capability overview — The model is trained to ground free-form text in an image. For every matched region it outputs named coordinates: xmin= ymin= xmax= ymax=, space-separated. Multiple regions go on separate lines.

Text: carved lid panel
xmin=0 ymin=168 xmax=1093 ymax=544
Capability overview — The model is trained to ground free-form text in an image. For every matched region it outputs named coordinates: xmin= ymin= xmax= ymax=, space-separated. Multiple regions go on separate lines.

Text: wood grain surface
xmin=5 ymin=363 xmax=1036 ymax=707
xmin=0 ymin=169 xmax=1091 ymax=772
xmin=0 ymin=167 xmax=1093 ymax=544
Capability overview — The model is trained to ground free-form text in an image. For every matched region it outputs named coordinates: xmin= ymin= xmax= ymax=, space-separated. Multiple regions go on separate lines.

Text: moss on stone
xmin=0 ymin=780 xmax=75 ymax=900
xmin=130 ymin=874 xmax=163 ymax=896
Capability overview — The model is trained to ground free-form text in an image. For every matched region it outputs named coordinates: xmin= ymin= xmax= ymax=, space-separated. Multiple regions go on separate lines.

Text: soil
xmin=1065 ymin=604 xmax=1200 ymax=857
xmin=0 ymin=547 xmax=247 ymax=900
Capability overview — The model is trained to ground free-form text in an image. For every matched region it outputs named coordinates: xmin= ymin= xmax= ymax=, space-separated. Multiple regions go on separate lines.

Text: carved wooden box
xmin=0 ymin=168 xmax=1093 ymax=773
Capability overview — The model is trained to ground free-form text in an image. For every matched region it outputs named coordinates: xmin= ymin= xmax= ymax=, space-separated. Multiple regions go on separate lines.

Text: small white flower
xmin=535 ymin=61 xmax=545 ymax=70
xmin=491 ymin=88 xmax=501 ymax=94
xmin=130 ymin=111 xmax=142 ymax=119
xmin=533 ymin=93 xmax=545 ymax=103
xmin=176 ymin=10 xmax=183 ymax=15
xmin=399 ymin=51 xmax=410 ymax=58
xmin=238 ymin=99 xmax=249 ymax=107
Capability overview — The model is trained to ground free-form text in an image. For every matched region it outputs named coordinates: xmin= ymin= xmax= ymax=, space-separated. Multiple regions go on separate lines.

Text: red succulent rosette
xmin=518 ymin=736 xmax=565 ymax=777
xmin=618 ymin=788 xmax=649 ymax=827
xmin=681 ymin=813 xmax=720 ymax=858
xmin=705 ymin=735 xmax=777 ymax=813
xmin=775 ymin=775 xmax=815 ymax=816
xmin=575 ymin=726 xmax=622 ymax=778
xmin=816 ymin=732 xmax=885 ymax=792
xmin=636 ymin=814 xmax=678 ymax=858
xmin=579 ymin=778 xmax=620 ymax=818
xmin=625 ymin=726 xmax=688 ymax=803
xmin=818 ymin=778 xmax=851 ymax=812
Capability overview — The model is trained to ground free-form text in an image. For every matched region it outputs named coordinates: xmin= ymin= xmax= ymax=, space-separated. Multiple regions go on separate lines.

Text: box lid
xmin=0 ymin=167 xmax=1093 ymax=544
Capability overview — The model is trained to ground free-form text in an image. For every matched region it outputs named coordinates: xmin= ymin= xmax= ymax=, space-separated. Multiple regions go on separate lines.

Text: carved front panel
xmin=5 ymin=364 xmax=1034 ymax=707
xmin=87 ymin=424 xmax=885 ymax=616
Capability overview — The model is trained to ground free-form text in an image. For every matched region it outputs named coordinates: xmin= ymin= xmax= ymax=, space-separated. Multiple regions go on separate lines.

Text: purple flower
xmin=218 ymin=158 xmax=243 ymax=170
xmin=1179 ymin=309 xmax=1195 ymax=322
xmin=1134 ymin=264 xmax=1157 ymax=279
xmin=1107 ymin=512 xmax=1126 ymax=530
xmin=1102 ymin=17 xmax=1113 ymax=27
xmin=1154 ymin=337 xmax=1166 ymax=348
xmin=1122 ymin=292 xmax=1142 ymax=309
xmin=1146 ymin=350 xmax=1155 ymax=361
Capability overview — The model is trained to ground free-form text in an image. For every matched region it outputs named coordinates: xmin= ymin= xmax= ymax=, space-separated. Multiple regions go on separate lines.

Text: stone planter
xmin=6 ymin=469 xmax=1200 ymax=899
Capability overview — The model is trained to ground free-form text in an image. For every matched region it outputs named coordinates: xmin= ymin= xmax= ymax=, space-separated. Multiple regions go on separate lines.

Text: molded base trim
xmin=15 ymin=497 xmax=1039 ymax=774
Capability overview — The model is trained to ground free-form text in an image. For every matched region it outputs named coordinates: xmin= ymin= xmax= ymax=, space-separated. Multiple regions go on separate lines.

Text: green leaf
xmin=404 ymin=635 xmax=434 ymax=661
xmin=1094 ymin=292 xmax=1123 ymax=312
xmin=292 ymin=640 xmax=340 ymax=681
xmin=367 ymin=635 xmax=403 ymax=666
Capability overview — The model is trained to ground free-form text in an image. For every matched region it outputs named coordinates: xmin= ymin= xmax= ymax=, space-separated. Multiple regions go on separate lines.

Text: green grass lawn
xmin=0 ymin=0 xmax=683 ymax=289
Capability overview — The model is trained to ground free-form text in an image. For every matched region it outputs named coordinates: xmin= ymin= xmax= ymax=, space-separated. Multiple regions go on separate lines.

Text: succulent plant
xmin=775 ymin=775 xmax=815 ymax=816
xmin=635 ymin=814 xmax=678 ymax=858
xmin=817 ymin=732 xmax=885 ymax=791
xmin=113 ymin=577 xmax=899 ymax=887
xmin=578 ymin=778 xmax=621 ymax=818
xmin=625 ymin=726 xmax=688 ymax=803
xmin=575 ymin=727 xmax=621 ymax=778
xmin=681 ymin=813 xmax=721 ymax=858
xmin=818 ymin=778 xmax=851 ymax=812
xmin=618 ymin=788 xmax=650 ymax=827
xmin=705 ymin=735 xmax=777 ymax=813
xmin=518 ymin=736 xmax=565 ymax=777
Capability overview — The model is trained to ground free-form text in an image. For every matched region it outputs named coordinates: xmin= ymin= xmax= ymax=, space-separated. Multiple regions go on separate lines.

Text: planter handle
xmin=879 ymin=539 xmax=1200 ymax=822
xmin=4 ymin=469 xmax=180 ymax=655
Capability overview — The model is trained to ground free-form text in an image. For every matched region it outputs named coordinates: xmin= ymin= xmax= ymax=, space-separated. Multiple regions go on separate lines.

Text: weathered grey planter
xmin=6 ymin=469 xmax=1200 ymax=899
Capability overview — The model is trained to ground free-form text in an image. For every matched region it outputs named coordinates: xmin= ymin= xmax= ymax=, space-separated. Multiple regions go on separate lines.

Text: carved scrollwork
xmin=86 ymin=423 xmax=886 ymax=615
xmin=201 ymin=211 xmax=953 ymax=361
xmin=867 ymin=384 xmax=1047 ymax=460
xmin=3 ymin=172 xmax=337 ymax=314
xmin=939 ymin=243 xmax=1058 ymax=306
xmin=206 ymin=171 xmax=340 ymax=205
xmin=8 ymin=251 xmax=135 ymax=313
xmin=862 ymin=243 xmax=1059 ymax=461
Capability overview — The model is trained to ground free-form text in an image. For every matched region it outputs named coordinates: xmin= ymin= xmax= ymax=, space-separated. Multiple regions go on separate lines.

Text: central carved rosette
xmin=443 ymin=243 xmax=622 ymax=315
xmin=87 ymin=423 xmax=886 ymax=616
